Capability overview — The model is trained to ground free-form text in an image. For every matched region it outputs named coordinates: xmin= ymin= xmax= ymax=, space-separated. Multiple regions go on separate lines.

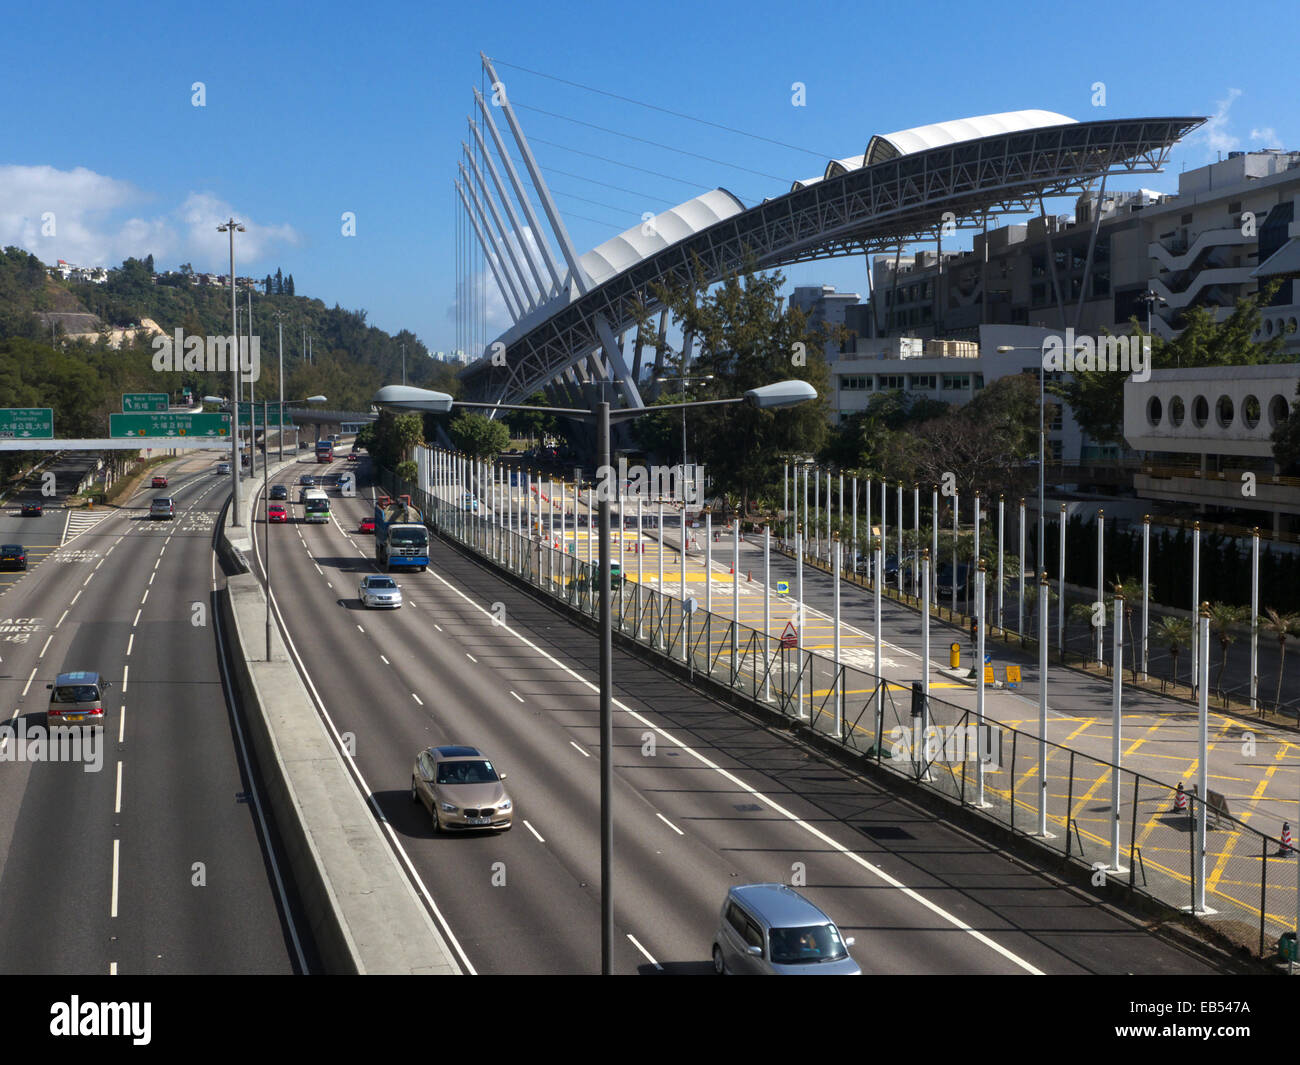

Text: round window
xmin=1192 ymin=395 xmax=1209 ymax=427
xmin=1268 ymin=394 xmax=1290 ymax=428
xmin=1216 ymin=395 xmax=1234 ymax=428
xmin=1170 ymin=396 xmax=1185 ymax=426
xmin=1147 ymin=396 xmax=1163 ymax=427
xmin=1243 ymin=395 xmax=1261 ymax=429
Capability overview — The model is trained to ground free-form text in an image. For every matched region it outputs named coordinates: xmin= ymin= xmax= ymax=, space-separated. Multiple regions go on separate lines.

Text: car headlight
xmin=498 ymin=800 xmax=512 ymax=812
xmin=440 ymin=802 xmax=457 ymax=813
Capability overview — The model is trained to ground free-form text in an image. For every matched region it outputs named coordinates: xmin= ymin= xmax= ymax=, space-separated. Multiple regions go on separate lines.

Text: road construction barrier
xmin=1173 ymin=782 xmax=1187 ymax=813
xmin=950 ymin=643 xmax=960 ymax=669
xmin=1279 ymin=822 xmax=1294 ymax=857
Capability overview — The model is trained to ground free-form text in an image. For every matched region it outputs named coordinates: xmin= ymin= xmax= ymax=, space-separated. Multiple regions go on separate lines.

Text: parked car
xmin=269 ymin=483 xmax=288 ymax=500
xmin=45 ymin=671 xmax=111 ymax=730
xmin=0 ymin=544 xmax=27 ymax=571
xmin=358 ymin=574 xmax=402 ymax=609
xmin=712 ymin=884 xmax=860 ymax=975
xmin=152 ymin=475 xmax=168 ymax=488
xmin=936 ymin=563 xmax=971 ymax=599
xmin=267 ymin=504 xmax=288 ymax=523
xmin=20 ymin=502 xmax=42 ymax=517
xmin=149 ymin=497 xmax=175 ymax=520
xmin=410 ymin=746 xmax=513 ymax=832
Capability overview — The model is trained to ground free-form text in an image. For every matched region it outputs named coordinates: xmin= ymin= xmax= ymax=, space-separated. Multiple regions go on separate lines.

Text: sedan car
xmin=411 ymin=746 xmax=513 ymax=832
xmin=149 ymin=497 xmax=175 ymax=520
xmin=299 ymin=474 xmax=316 ymax=487
xmin=151 ymin=475 xmax=168 ymax=488
xmin=0 ymin=544 xmax=27 ymax=571
xmin=269 ymin=484 xmax=288 ymax=501
xmin=358 ymin=574 xmax=402 ymax=609
xmin=359 ymin=516 xmax=375 ymax=533
xmin=216 ymin=462 xmax=231 ymax=475
xmin=267 ymin=504 xmax=288 ymax=523
xmin=20 ymin=502 xmax=42 ymax=517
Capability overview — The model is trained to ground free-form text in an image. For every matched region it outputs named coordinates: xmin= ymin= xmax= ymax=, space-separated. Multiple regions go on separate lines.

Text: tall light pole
xmin=272 ymin=310 xmax=287 ymax=461
xmin=372 ymin=378 xmax=817 ymax=975
xmin=657 ymin=374 xmax=714 ymax=502
xmin=218 ymin=218 xmax=245 ymax=524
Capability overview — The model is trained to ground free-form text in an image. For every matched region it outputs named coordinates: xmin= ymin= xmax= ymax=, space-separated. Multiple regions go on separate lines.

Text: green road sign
xmin=110 ymin=412 xmax=231 ymax=438
xmin=0 ymin=408 xmax=54 ymax=439
xmin=122 ymin=392 xmax=168 ymax=413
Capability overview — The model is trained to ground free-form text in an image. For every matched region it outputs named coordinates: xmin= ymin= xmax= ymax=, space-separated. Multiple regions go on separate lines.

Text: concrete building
xmin=789 ymin=284 xmax=860 ymax=363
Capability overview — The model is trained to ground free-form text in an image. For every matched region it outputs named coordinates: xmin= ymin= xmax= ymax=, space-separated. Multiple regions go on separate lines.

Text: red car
xmin=267 ymin=504 xmax=288 ymax=523
xmin=152 ymin=475 xmax=168 ymax=488
xmin=359 ymin=517 xmax=375 ymax=533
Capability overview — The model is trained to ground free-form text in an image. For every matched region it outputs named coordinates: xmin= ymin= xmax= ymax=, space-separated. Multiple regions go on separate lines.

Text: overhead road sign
xmin=122 ymin=393 xmax=168 ymax=412
xmin=110 ymin=413 xmax=231 ymax=438
xmin=0 ymin=408 xmax=54 ymax=439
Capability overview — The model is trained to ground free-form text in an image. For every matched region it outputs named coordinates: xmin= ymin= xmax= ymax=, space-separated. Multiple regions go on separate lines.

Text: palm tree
xmin=1207 ymin=602 xmax=1249 ymax=702
xmin=1152 ymin=616 xmax=1194 ymax=693
xmin=1259 ymin=608 xmax=1300 ymax=713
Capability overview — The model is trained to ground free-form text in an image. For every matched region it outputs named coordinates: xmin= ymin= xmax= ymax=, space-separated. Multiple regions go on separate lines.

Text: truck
xmin=374 ymin=495 xmax=429 ymax=571
xmin=316 ymin=439 xmax=334 ymax=463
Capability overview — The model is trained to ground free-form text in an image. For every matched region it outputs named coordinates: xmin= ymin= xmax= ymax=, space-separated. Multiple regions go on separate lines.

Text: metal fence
xmin=392 ymin=468 xmax=1298 ymax=960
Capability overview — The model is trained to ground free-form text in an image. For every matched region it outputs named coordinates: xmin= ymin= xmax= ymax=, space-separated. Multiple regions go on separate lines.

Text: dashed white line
xmin=70 ymin=591 xmax=81 ymax=605
xmin=510 ymin=691 xmax=524 ymax=703
xmin=109 ymin=962 xmax=116 ymax=976
xmin=522 ymin=819 xmax=545 ymax=843
xmin=133 ymin=609 xmax=141 ymax=627
xmin=466 ymin=652 xmax=477 ymax=663
xmin=21 ymin=668 xmax=37 ymax=697
xmin=95 ymin=558 xmax=105 ymax=570
xmin=411 ymin=693 xmax=424 ymax=706
xmin=82 ymin=573 xmax=93 ymax=586
xmin=357 ymin=625 xmax=365 ymax=633
xmin=38 ymin=635 xmax=52 ymax=658
xmin=56 ymin=610 xmax=68 ymax=628
xmin=125 ymin=634 xmax=134 ymax=657
xmin=433 ymin=624 xmax=442 ymax=632
xmin=656 ymin=813 xmax=684 ymax=836
xmin=140 ymin=590 xmax=148 ymax=605
xmin=569 ymin=741 xmax=590 ymax=758
xmin=148 ymin=572 xmax=155 ymax=586
xmin=110 ymin=839 xmax=120 ymax=918
xmin=314 ymin=563 xmax=323 ymax=575
xmin=379 ymin=655 xmax=390 ymax=665
xmin=118 ymin=706 xmax=125 ymax=744
xmin=626 ymin=934 xmax=662 ymax=970
xmin=121 ymin=666 xmax=128 ymax=693
xmin=114 ymin=761 xmax=123 ymax=813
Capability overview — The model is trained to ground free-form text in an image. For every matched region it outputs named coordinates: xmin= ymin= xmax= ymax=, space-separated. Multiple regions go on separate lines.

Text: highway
xmin=252 ymin=450 xmax=1231 ymax=975
xmin=0 ymin=452 xmax=307 ymax=975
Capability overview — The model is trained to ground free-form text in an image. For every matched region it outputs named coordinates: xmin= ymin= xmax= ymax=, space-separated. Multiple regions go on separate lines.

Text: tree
xmin=1259 ymin=607 xmax=1300 ymax=712
xmin=1152 ymin=616 xmax=1193 ymax=692
xmin=274 ymin=268 xmax=284 ymax=295
xmin=1207 ymin=602 xmax=1249 ymax=699
xmin=449 ymin=412 xmax=509 ymax=459
xmin=647 ymin=258 xmax=831 ymax=513
xmin=285 ymin=274 xmax=295 ymax=296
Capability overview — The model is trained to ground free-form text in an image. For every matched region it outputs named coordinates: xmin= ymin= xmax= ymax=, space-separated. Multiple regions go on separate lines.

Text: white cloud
xmin=445 ymin=224 xmax=547 ymax=343
xmin=0 ymin=164 xmax=300 ymax=271
xmin=1249 ymin=127 xmax=1278 ymax=144
xmin=1196 ymin=88 xmax=1242 ymax=158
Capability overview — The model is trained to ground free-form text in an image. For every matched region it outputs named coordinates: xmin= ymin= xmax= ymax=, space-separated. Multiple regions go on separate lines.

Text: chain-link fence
xmin=392 ymin=467 xmax=1298 ymax=960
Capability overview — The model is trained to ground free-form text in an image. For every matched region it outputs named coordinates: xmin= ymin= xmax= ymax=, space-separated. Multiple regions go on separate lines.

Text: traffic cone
xmin=1172 ymin=782 xmax=1187 ymax=813
xmin=1279 ymin=823 xmax=1294 ymax=857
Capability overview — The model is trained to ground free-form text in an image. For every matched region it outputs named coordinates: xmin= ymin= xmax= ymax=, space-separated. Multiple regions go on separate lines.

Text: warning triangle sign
xmin=780 ymin=620 xmax=799 ymax=648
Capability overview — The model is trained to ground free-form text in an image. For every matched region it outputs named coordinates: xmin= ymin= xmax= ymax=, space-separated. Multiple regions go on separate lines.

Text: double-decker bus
xmin=316 ymin=439 xmax=334 ymax=463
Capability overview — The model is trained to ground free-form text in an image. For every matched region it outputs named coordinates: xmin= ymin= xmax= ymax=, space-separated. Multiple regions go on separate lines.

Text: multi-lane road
xmin=0 ymin=452 xmax=306 ymax=975
xmin=240 ymin=450 xmax=1231 ymax=975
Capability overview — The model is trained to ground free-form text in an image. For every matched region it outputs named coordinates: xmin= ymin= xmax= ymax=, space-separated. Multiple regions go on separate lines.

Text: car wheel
xmin=410 ymin=777 xmax=419 ymax=803
xmin=712 ymin=945 xmax=726 ymax=975
xmin=431 ymin=807 xmax=443 ymax=833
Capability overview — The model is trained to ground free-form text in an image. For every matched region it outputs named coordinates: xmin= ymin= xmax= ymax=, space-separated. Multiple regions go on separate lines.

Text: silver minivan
xmin=45 ymin=671 xmax=111 ymax=729
xmin=712 ymin=884 xmax=861 ymax=975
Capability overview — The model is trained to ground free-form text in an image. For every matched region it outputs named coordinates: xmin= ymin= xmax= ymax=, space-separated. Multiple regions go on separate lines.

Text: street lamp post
xmin=657 ymin=374 xmax=714 ymax=504
xmin=370 ymin=378 xmax=817 ymax=975
xmin=218 ymin=218 xmax=245 ymax=524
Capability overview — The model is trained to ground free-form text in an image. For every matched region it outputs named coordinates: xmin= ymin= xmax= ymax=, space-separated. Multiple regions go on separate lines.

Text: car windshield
xmin=305 ymin=500 xmax=329 ymax=511
xmin=367 ymin=578 xmax=397 ymax=589
xmin=768 ymin=924 xmax=847 ymax=964
xmin=52 ymin=685 xmax=100 ymax=704
xmin=436 ymin=759 xmax=498 ymax=785
xmin=391 ymin=529 xmax=426 ymax=546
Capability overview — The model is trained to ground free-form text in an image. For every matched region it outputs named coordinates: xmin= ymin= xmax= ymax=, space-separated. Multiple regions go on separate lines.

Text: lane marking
xmin=70 ymin=590 xmax=81 ymax=605
xmin=522 ymin=819 xmax=545 ymax=843
xmin=148 ymin=572 xmax=155 ymax=586
xmin=357 ymin=625 xmax=365 ymax=633
xmin=510 ymin=691 xmax=524 ymax=703
xmin=110 ymin=839 xmax=120 ymax=918
xmin=121 ymin=666 xmax=128 ymax=693
xmin=569 ymin=741 xmax=590 ymax=758
xmin=133 ymin=609 xmax=141 ymax=627
xmin=140 ymin=590 xmax=148 ymax=605
xmin=109 ymin=963 xmax=116 ymax=976
xmin=433 ymin=624 xmax=442 ymax=632
xmin=125 ymin=634 xmax=134 ymax=657
xmin=56 ymin=610 xmax=68 ymax=628
xmin=115 ymin=761 xmax=123 ymax=813
xmin=118 ymin=706 xmax=125 ymax=744
xmin=22 ymin=668 xmax=37 ymax=697
xmin=380 ymin=655 xmax=390 ymax=665
xmin=466 ymin=653 xmax=477 ymax=663
xmin=656 ymin=812 xmax=684 ymax=836
xmin=39 ymin=635 xmax=52 ymax=658
xmin=412 ymin=693 xmax=424 ymax=706
xmin=626 ymin=933 xmax=662 ymax=970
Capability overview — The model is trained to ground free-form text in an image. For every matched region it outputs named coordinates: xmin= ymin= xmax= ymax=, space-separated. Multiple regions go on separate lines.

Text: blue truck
xmin=374 ymin=495 xmax=429 ymax=571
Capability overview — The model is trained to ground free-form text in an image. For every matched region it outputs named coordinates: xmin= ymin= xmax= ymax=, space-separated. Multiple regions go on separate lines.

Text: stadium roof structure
xmin=455 ymin=87 xmax=1204 ymax=414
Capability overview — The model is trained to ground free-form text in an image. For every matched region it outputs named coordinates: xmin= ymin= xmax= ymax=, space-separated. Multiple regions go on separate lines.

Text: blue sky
xmin=3 ymin=0 xmax=1292 ymax=358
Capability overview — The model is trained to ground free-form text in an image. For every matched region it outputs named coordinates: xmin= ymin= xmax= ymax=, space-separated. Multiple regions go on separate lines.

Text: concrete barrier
xmin=218 ymin=460 xmax=461 ymax=975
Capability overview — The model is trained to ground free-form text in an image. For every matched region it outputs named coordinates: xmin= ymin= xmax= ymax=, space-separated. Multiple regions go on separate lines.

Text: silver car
xmin=149 ymin=497 xmax=175 ymax=520
xmin=410 ymin=746 xmax=513 ymax=831
xmin=712 ymin=884 xmax=860 ymax=975
xmin=359 ymin=574 xmax=402 ymax=609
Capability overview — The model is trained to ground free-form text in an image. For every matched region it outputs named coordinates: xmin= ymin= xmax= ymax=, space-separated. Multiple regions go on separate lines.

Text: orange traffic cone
xmin=1279 ymin=822 xmax=1294 ymax=857
xmin=1172 ymin=782 xmax=1187 ymax=814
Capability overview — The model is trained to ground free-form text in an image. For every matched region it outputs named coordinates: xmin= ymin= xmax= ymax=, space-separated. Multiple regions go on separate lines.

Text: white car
xmin=359 ymin=574 xmax=402 ymax=609
xmin=216 ymin=462 xmax=231 ymax=475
